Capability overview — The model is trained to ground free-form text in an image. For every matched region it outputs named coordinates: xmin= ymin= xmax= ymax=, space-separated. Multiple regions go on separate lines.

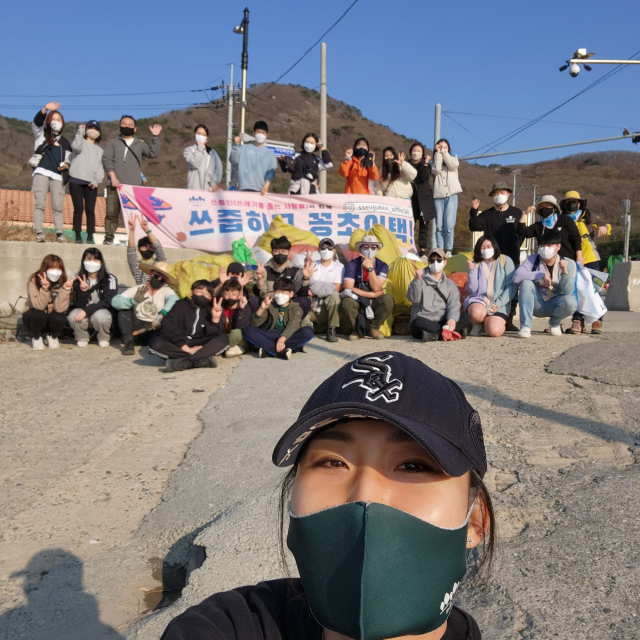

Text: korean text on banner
xmin=118 ymin=185 xmax=415 ymax=254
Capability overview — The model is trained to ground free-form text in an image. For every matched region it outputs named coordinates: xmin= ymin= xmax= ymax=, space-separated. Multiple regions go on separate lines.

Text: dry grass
xmin=0 ymin=222 xmax=57 ymax=242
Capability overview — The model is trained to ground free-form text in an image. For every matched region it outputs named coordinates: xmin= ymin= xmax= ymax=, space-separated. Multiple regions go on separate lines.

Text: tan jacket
xmin=379 ymin=161 xmax=417 ymax=199
xmin=431 ymin=151 xmax=462 ymax=198
xmin=24 ymin=276 xmax=71 ymax=314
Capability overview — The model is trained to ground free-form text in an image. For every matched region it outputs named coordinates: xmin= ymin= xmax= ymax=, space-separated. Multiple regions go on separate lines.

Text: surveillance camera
xmin=569 ymin=63 xmax=580 ymax=77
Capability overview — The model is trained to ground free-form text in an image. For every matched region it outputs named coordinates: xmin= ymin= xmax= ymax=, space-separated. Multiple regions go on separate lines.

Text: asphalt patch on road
xmin=546 ymin=333 xmax=640 ymax=387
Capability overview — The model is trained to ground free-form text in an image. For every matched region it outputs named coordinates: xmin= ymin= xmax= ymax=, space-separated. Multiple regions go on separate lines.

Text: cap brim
xmin=272 ymin=401 xmax=476 ymax=477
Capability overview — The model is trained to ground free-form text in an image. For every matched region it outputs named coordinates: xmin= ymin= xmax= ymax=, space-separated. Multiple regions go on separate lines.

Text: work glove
xmin=133 ymin=285 xmax=147 ymax=304
xmin=150 ymin=314 xmax=163 ymax=330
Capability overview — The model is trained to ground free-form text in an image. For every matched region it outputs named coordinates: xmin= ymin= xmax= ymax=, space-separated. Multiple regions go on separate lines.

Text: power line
xmin=464 ymin=47 xmax=640 ymax=162
xmin=0 ymin=89 xmax=208 ymax=99
xmin=442 ymin=112 xmax=494 ymax=148
xmin=248 ymin=0 xmax=361 ymax=103
xmin=445 ymin=111 xmax=622 ymax=130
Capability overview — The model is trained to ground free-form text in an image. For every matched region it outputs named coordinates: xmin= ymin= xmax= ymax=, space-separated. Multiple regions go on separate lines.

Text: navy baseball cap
xmin=86 ymin=120 xmax=101 ymax=130
xmin=272 ymin=351 xmax=487 ymax=478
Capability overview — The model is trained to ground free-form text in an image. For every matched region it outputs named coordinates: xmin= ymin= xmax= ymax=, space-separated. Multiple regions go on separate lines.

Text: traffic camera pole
xmin=434 ymin=103 xmax=441 ymax=147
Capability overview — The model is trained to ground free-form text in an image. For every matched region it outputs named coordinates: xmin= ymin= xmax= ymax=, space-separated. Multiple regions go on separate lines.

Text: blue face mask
xmin=541 ymin=213 xmax=557 ymax=229
xmin=569 ymin=209 xmax=582 ymax=222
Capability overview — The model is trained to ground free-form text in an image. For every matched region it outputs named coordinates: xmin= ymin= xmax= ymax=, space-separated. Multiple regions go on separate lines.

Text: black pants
xmin=410 ymin=313 xmax=471 ymax=339
xmin=22 ymin=308 xmax=67 ymax=338
xmin=118 ymin=309 xmax=152 ymax=342
xmin=242 ymin=326 xmax=314 ymax=357
xmin=69 ymin=182 xmax=97 ymax=238
xmin=149 ymin=334 xmax=229 ymax=361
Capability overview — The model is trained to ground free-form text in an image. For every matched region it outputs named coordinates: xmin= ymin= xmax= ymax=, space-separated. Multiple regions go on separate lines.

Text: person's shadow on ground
xmin=0 ymin=549 xmax=124 ymax=640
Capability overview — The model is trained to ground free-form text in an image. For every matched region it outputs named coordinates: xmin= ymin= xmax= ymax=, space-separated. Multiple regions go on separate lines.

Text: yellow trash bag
xmin=384 ymin=256 xmax=423 ymax=316
xmin=444 ymin=252 xmax=473 ymax=274
xmin=170 ymin=253 xmax=236 ymax=298
xmin=349 ymin=224 xmax=402 ymax=267
xmin=255 ymin=214 xmax=320 ymax=253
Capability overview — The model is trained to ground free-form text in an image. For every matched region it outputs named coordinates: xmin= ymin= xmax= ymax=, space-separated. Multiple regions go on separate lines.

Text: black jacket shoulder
xmin=160 ymin=579 xmax=322 ymax=640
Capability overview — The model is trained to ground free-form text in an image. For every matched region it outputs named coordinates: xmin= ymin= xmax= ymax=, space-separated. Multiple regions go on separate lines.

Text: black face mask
xmin=354 ymin=147 xmax=368 ymax=158
xmin=120 ymin=126 xmax=135 ymax=137
xmin=149 ymin=277 xmax=164 ymax=290
xmin=272 ymin=253 xmax=288 ymax=265
xmin=565 ymin=201 xmax=580 ymax=213
xmin=192 ymin=294 xmax=211 ymax=307
xmin=139 ymin=249 xmax=154 ymax=260
xmin=222 ymin=298 xmax=238 ymax=307
xmin=538 ymin=207 xmax=555 ymax=219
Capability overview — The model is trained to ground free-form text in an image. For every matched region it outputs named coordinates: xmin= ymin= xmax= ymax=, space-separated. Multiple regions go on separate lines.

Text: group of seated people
xmin=22 ymin=217 xmax=581 ymax=370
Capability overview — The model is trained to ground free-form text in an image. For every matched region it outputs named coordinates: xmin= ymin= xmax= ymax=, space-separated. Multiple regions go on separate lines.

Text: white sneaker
xmin=517 ymin=327 xmax=531 ymax=339
xmin=549 ymin=325 xmax=562 ymax=336
xmin=32 ymin=337 xmax=45 ymax=350
xmin=445 ymin=250 xmax=453 ymax=258
xmin=45 ymin=335 xmax=59 ymax=349
xmin=224 ymin=345 xmax=245 ymax=358
xmin=98 ymin=340 xmax=110 ymax=348
xmin=77 ymin=340 xmax=89 ymax=348
xmin=284 ymin=348 xmax=292 ymax=360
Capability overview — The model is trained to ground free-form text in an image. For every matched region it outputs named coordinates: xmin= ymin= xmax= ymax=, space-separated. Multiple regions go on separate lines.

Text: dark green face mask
xmin=288 ymin=501 xmax=472 ymax=640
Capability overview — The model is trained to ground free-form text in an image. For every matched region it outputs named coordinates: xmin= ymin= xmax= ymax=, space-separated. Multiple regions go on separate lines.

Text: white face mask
xmin=50 ymin=120 xmax=63 ymax=133
xmin=304 ymin=142 xmax=316 ymax=153
xmin=538 ymin=246 xmax=557 ymax=261
xmin=320 ymin=249 xmax=333 ymax=261
xmin=481 ymin=248 xmax=495 ymax=260
xmin=195 ymin=134 xmax=207 ymax=144
xmin=274 ymin=293 xmax=290 ymax=306
xmin=86 ymin=128 xmax=100 ymax=140
xmin=46 ymin=269 xmax=62 ymax=282
xmin=429 ymin=260 xmax=445 ymax=274
xmin=254 ymin=133 xmax=267 ymax=144
xmin=362 ymin=248 xmax=378 ymax=260
xmin=493 ymin=193 xmax=509 ymax=206
xmin=83 ymin=260 xmax=101 ymax=273
xmin=411 ymin=151 xmax=422 ymax=161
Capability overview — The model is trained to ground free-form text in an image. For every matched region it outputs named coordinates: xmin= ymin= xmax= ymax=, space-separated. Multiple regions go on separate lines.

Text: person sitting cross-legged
xmin=149 ymin=280 xmax=229 ymax=371
xmin=111 ymin=261 xmax=179 ymax=355
xmin=242 ymin=278 xmax=314 ymax=360
xmin=307 ymin=238 xmax=344 ymax=343
xmin=407 ymin=248 xmax=470 ymax=342
xmin=219 ymin=278 xmax=252 ymax=358
xmin=512 ymin=229 xmax=577 ymax=338
xmin=340 ymin=234 xmax=394 ymax=340
xmin=464 ymin=235 xmax=516 ymax=338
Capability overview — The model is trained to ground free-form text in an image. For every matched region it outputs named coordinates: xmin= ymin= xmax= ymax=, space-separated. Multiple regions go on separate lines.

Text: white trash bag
xmin=576 ymin=264 xmax=607 ymax=323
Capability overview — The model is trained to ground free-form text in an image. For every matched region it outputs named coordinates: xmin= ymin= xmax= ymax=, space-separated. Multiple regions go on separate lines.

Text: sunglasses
xmin=428 ymin=257 xmax=443 ymax=264
xmin=151 ymin=273 xmax=168 ymax=283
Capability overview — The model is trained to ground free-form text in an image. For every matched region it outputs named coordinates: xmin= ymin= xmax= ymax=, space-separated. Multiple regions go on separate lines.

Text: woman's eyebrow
xmin=386 ymin=430 xmax=417 ymax=443
xmin=312 ymin=429 xmax=354 ymax=443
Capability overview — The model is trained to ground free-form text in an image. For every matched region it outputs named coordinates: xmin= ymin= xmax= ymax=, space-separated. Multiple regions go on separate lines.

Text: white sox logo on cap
xmin=342 ymin=354 xmax=403 ymax=403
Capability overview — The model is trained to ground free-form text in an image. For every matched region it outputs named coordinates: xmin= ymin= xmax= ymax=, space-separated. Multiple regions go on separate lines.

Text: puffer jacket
xmin=339 ymin=157 xmax=379 ymax=194
xmin=430 ymin=151 xmax=462 ymax=198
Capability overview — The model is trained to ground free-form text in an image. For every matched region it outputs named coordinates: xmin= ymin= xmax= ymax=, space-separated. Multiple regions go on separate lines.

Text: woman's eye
xmin=397 ymin=460 xmax=436 ymax=473
xmin=312 ymin=458 xmax=347 ymax=469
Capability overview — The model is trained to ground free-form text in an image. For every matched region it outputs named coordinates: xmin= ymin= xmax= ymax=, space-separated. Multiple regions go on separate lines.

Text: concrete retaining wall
xmin=0 ymin=240 xmax=205 ymax=311
xmin=605 ymin=261 xmax=640 ymax=312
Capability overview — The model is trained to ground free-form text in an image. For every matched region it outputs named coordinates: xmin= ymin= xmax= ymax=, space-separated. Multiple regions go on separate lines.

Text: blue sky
xmin=1 ymin=0 xmax=638 ymax=165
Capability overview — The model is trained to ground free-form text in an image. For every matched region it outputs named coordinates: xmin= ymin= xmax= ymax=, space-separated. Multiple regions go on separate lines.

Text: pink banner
xmin=118 ymin=185 xmax=415 ymax=253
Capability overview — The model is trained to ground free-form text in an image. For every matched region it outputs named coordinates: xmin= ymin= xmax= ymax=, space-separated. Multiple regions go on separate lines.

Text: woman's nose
xmin=346 ymin=466 xmax=389 ymax=505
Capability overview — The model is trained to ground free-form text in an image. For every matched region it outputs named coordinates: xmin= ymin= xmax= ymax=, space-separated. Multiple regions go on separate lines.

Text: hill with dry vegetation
xmin=1 ymin=82 xmax=638 ymax=251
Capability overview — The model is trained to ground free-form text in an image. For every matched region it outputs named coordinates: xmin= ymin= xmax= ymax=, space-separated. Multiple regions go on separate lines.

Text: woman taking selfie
xmin=161 ymin=351 xmax=494 ymax=640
